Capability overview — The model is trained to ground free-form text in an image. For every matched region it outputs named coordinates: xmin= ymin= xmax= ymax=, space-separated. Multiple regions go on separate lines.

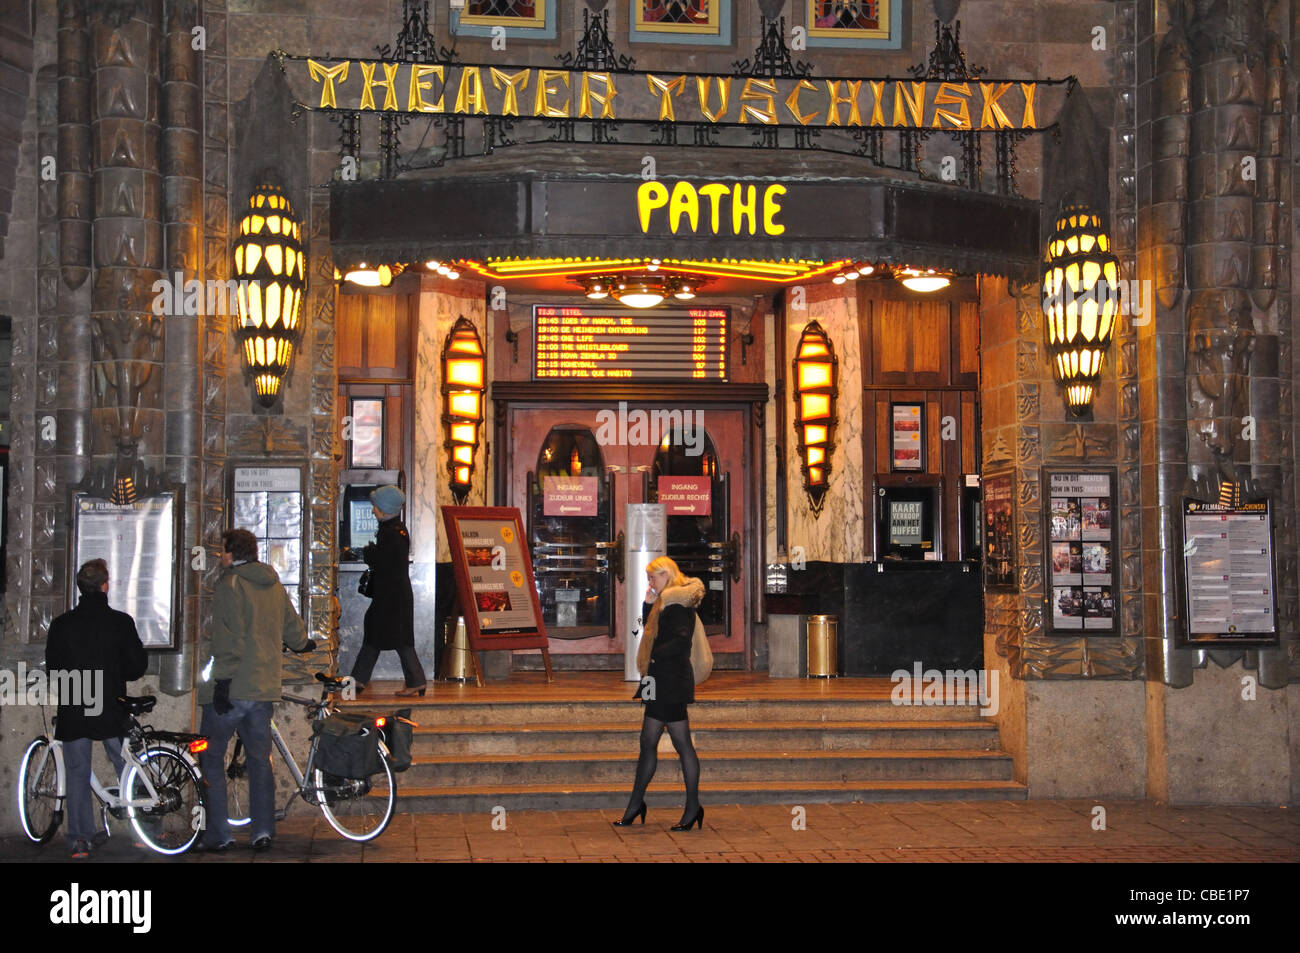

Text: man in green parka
xmin=195 ymin=528 xmax=313 ymax=851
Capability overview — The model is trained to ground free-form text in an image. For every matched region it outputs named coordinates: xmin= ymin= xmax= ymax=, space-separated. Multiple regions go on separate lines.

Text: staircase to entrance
xmin=342 ymin=673 xmax=1026 ymax=813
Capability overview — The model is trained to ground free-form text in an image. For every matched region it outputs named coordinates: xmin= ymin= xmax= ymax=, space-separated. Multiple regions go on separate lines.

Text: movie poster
xmin=1046 ymin=471 xmax=1116 ymax=633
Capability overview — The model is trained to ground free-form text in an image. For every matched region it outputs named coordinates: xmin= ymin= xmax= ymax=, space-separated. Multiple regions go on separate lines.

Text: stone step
xmin=390 ymin=778 xmax=1029 ymax=814
xmin=398 ymin=748 xmax=1013 ymax=786
xmin=352 ymin=697 xmax=984 ymax=726
xmin=413 ymin=720 xmax=1000 ymax=754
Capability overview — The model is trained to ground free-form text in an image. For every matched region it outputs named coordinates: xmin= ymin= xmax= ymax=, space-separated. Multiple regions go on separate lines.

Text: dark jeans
xmin=63 ymin=737 xmax=124 ymax=847
xmin=350 ymin=644 xmax=426 ymax=688
xmin=198 ymin=700 xmax=275 ymax=845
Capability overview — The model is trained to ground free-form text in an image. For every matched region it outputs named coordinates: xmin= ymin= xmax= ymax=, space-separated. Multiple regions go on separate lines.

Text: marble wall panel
xmin=782 ymin=292 xmax=865 ymax=563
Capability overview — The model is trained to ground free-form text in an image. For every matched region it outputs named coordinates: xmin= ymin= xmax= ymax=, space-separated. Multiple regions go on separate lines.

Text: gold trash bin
xmin=806 ymin=615 xmax=837 ymax=678
xmin=441 ymin=616 xmax=474 ymax=682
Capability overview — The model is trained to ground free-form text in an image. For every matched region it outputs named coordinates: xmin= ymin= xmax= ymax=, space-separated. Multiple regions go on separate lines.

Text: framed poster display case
xmin=1041 ymin=468 xmax=1118 ymax=635
xmin=982 ymin=471 xmax=1017 ymax=591
xmin=1176 ymin=495 xmax=1279 ymax=647
xmin=228 ymin=464 xmax=308 ymax=616
xmin=69 ymin=488 xmax=184 ymax=650
xmin=889 ymin=402 xmax=926 ymax=472
xmin=441 ymin=505 xmax=553 ymax=684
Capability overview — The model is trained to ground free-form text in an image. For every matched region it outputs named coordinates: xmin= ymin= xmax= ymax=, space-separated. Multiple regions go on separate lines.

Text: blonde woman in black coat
xmin=614 ymin=556 xmax=705 ymax=831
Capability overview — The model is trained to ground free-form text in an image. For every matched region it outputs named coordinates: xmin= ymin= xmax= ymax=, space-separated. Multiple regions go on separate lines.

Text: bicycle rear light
xmin=373 ymin=717 xmax=387 ymax=729
xmin=188 ymin=739 xmax=209 ymax=755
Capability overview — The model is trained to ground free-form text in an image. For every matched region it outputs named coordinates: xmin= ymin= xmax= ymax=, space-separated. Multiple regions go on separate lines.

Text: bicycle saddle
xmin=314 ymin=672 xmax=351 ymax=693
xmin=120 ymin=695 xmax=157 ymax=715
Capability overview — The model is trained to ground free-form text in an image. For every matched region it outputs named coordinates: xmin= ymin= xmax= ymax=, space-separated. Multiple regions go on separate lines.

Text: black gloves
xmin=213 ymin=679 xmax=233 ymax=715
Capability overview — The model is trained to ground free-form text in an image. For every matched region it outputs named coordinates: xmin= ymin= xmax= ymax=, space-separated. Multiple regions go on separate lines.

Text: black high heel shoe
xmin=671 ymin=807 xmax=704 ymax=831
xmin=612 ymin=802 xmax=647 ymax=827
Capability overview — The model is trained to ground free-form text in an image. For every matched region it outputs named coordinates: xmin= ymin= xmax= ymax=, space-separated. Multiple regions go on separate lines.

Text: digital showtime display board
xmin=533 ymin=305 xmax=728 ymax=381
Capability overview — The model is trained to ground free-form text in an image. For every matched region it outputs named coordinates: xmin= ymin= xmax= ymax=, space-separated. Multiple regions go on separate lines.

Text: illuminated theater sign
xmin=533 ymin=305 xmax=728 ymax=381
xmin=293 ymin=57 xmax=1061 ymax=132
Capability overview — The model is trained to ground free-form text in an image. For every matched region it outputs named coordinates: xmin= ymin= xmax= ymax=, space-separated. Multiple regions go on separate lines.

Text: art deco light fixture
xmin=896 ymin=266 xmax=951 ymax=293
xmin=234 ymin=183 xmax=304 ymax=407
xmin=576 ymin=273 xmax=708 ymax=308
xmin=442 ymin=317 xmax=486 ymax=504
xmin=792 ymin=320 xmax=839 ymax=516
xmin=1041 ymin=200 xmax=1120 ymax=415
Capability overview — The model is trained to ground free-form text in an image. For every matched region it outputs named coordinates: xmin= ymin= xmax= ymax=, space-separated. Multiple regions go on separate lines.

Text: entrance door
xmin=506 ymin=404 xmax=747 ymax=667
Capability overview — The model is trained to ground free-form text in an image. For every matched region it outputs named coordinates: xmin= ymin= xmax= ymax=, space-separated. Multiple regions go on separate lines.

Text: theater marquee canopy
xmin=330 ymin=171 xmax=1043 ymax=281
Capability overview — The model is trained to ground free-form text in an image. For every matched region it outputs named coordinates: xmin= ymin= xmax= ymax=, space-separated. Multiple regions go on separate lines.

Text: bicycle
xmin=18 ymin=694 xmax=208 ymax=856
xmin=222 ymin=672 xmax=396 ymax=842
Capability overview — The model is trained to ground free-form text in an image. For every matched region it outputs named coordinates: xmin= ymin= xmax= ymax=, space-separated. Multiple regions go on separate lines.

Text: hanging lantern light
xmin=792 ymin=320 xmax=838 ymax=517
xmin=442 ymin=316 xmax=486 ymax=504
xmin=234 ymin=183 xmax=305 ymax=408
xmin=1041 ymin=200 xmax=1120 ymax=416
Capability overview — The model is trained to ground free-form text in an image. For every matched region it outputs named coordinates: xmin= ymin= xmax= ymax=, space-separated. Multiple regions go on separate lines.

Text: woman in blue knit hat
xmin=349 ymin=484 xmax=426 ymax=696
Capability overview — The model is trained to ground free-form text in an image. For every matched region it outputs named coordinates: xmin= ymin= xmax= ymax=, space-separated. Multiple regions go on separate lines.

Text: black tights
xmin=621 ymin=714 xmax=701 ymax=826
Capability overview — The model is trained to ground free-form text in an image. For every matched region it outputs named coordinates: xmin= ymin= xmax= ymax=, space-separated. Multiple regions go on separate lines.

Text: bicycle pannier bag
xmin=385 ymin=707 xmax=415 ymax=773
xmin=312 ymin=711 xmax=382 ymax=779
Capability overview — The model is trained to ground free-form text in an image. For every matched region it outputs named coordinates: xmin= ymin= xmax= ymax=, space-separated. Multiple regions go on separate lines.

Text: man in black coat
xmin=45 ymin=558 xmax=148 ymax=857
xmin=348 ymin=485 xmax=426 ymax=695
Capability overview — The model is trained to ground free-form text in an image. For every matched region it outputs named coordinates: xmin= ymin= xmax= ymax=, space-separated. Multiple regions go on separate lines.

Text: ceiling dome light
xmin=832 ymin=274 xmax=847 ymax=285
xmin=426 ymin=260 xmax=441 ymax=270
xmin=898 ymin=267 xmax=951 ymax=293
xmin=344 ymin=262 xmax=393 ymax=287
xmin=617 ymin=283 xmax=665 ymax=308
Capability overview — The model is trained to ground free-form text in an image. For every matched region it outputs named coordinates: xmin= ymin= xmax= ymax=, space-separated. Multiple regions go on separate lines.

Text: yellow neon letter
xmin=739 ymin=77 xmax=778 ymax=124
xmin=490 ymin=68 xmax=531 ymax=117
xmin=637 ymin=181 xmax=670 ymax=232
xmin=731 ymin=184 xmax=757 ymax=236
xmin=698 ymin=183 xmax=730 ymax=233
xmin=1020 ymin=83 xmax=1037 ymax=128
xmin=668 ymin=182 xmax=699 ymax=234
xmin=307 ymin=60 xmax=350 ymax=109
xmin=784 ymin=79 xmax=819 ymax=125
xmin=647 ymin=75 xmax=686 ymax=121
xmin=696 ymin=76 xmax=731 ymax=123
xmin=868 ymin=81 xmax=887 ymax=126
xmin=359 ymin=62 xmax=399 ymax=111
xmin=979 ymin=82 xmax=1014 ymax=129
xmin=932 ymin=82 xmax=971 ymax=129
xmin=578 ymin=72 xmax=617 ymax=119
xmin=893 ymin=81 xmax=926 ymax=128
xmin=762 ymin=184 xmax=786 ymax=236
xmin=455 ymin=67 xmax=489 ymax=114
xmin=824 ymin=80 xmax=862 ymax=126
xmin=534 ymin=70 xmax=571 ymax=118
xmin=407 ymin=64 xmax=444 ymax=112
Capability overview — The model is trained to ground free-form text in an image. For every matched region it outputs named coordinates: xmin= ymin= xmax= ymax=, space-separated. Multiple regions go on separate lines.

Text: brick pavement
xmin=3 ymin=799 xmax=1297 ymax=863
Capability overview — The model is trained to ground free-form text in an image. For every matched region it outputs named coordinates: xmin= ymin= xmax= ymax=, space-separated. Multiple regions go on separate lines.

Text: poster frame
xmin=1041 ymin=467 xmax=1119 ymax=636
xmin=441 ymin=505 xmax=553 ymax=681
xmin=227 ymin=462 xmax=309 ymax=619
xmin=982 ymin=470 xmax=1017 ymax=592
xmin=889 ymin=401 xmax=926 ymax=473
xmin=1175 ymin=495 xmax=1279 ymax=648
xmin=68 ymin=487 xmax=184 ymax=651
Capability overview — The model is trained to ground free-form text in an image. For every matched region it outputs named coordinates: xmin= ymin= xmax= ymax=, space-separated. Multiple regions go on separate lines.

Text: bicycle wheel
xmin=313 ymin=750 xmax=395 ymax=842
xmin=17 ymin=737 xmax=62 ymax=844
xmin=225 ymin=737 xmax=251 ymax=827
xmin=124 ymin=747 xmax=204 ymax=855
